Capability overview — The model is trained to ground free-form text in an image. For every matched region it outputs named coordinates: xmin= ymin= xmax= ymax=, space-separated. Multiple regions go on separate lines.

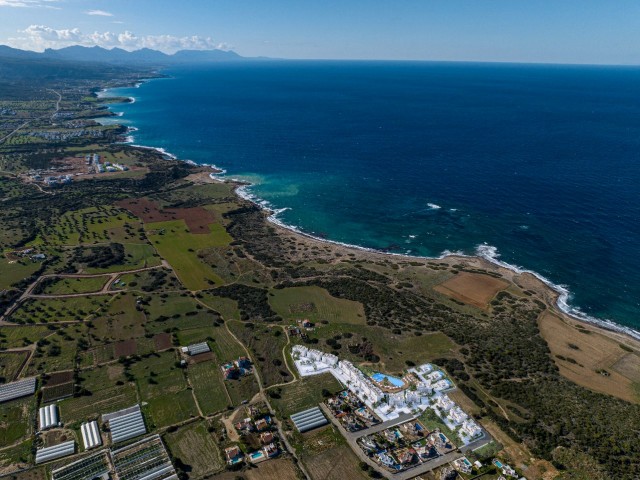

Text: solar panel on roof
xmin=0 ymin=377 xmax=37 ymax=403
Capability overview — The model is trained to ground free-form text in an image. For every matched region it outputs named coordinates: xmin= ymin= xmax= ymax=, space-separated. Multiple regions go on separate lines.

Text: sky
xmin=1 ymin=0 xmax=640 ymax=64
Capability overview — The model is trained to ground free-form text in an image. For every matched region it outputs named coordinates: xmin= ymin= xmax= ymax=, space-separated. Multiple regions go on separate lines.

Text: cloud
xmin=85 ymin=9 xmax=113 ymax=17
xmin=0 ymin=0 xmax=60 ymax=8
xmin=8 ymin=25 xmax=231 ymax=53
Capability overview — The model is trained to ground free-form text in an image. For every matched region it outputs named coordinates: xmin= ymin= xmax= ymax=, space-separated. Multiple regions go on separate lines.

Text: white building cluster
xmin=291 ymin=345 xmax=483 ymax=444
xmin=434 ymin=394 xmax=482 ymax=441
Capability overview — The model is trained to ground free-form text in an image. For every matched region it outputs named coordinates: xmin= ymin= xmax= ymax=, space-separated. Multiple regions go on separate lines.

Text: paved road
xmin=318 ymin=403 xmax=492 ymax=480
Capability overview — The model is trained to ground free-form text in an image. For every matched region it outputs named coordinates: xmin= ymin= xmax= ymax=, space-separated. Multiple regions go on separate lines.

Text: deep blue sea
xmin=101 ymin=61 xmax=640 ymax=337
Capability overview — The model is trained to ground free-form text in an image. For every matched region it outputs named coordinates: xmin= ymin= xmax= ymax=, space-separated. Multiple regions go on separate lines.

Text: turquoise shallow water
xmin=102 ymin=61 xmax=640 ymax=337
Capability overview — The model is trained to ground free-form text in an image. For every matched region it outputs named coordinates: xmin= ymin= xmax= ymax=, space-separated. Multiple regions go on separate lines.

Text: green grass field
xmin=197 ymin=294 xmax=240 ymax=321
xmin=226 ymin=374 xmax=260 ymax=406
xmin=163 ymin=420 xmax=226 ymax=478
xmin=145 ymin=219 xmax=231 ymax=290
xmin=0 ymin=351 xmax=29 ymax=382
xmin=188 ymin=361 xmax=230 ymax=414
xmin=0 ymin=258 xmax=41 ymax=289
xmin=419 ymin=408 xmax=462 ymax=446
xmin=143 ymin=293 xmax=218 ymax=336
xmin=130 ymin=351 xmax=198 ymax=428
xmin=90 ymin=293 xmax=146 ymax=343
xmin=40 ymin=276 xmax=108 ymax=295
xmin=270 ymin=373 xmax=343 ymax=417
xmin=269 ymin=286 xmax=366 ymax=325
xmin=0 ymin=325 xmax=50 ymax=349
xmin=0 ymin=398 xmax=35 ymax=446
xmin=228 ymin=321 xmax=291 ymax=387
xmin=26 ymin=324 xmax=89 ymax=375
xmin=58 ymin=364 xmax=138 ymax=424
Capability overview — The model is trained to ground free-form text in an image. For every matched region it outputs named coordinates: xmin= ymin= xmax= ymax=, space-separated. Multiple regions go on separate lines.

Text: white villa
xmin=291 ymin=345 xmax=483 ymax=444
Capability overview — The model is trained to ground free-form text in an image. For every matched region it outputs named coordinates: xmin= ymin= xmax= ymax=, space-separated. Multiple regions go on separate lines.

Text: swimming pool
xmin=371 ymin=373 xmax=405 ymax=388
xmin=439 ymin=433 xmax=448 ymax=443
xmin=250 ymin=451 xmax=265 ymax=460
xmin=494 ymin=460 xmax=504 ymax=468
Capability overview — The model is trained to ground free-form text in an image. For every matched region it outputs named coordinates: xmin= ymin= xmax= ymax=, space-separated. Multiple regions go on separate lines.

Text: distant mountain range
xmin=0 ymin=45 xmax=244 ymax=65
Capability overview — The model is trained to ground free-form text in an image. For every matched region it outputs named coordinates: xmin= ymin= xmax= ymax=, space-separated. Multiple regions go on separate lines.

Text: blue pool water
xmin=102 ymin=61 xmax=640 ymax=337
xmin=371 ymin=373 xmax=405 ymax=387
xmin=250 ymin=451 xmax=264 ymax=460
xmin=494 ymin=460 xmax=504 ymax=468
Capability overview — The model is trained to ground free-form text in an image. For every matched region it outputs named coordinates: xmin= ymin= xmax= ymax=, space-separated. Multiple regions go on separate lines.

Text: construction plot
xmin=111 ymin=435 xmax=178 ymax=480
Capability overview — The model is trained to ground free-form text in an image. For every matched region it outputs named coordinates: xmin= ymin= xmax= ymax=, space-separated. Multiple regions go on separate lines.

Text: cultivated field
xmin=434 ymin=272 xmax=509 ymax=309
xmin=145 ymin=219 xmax=231 ymax=290
xmin=270 ymin=373 xmax=343 ymax=417
xmin=0 ymin=398 xmax=34 ymax=446
xmin=188 ymin=361 xmax=230 ymax=414
xmin=163 ymin=420 xmax=225 ymax=478
xmin=0 ymin=351 xmax=29 ymax=382
xmin=58 ymin=365 xmax=138 ymax=423
xmin=299 ymin=426 xmax=368 ymax=480
xmin=130 ymin=351 xmax=199 ymax=428
xmin=538 ymin=311 xmax=640 ymax=403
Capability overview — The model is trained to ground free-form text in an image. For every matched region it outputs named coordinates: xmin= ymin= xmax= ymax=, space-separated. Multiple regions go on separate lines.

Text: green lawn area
xmin=129 ymin=351 xmax=198 ymax=428
xmin=145 ymin=219 xmax=231 ymax=290
xmin=58 ymin=364 xmax=138 ymax=424
xmin=188 ymin=361 xmax=230 ymax=414
xmin=40 ymin=276 xmax=108 ymax=295
xmin=269 ymin=286 xmax=366 ymax=325
xmin=163 ymin=420 xmax=225 ymax=477
xmin=419 ymin=408 xmax=462 ymax=446
xmin=197 ymin=294 xmax=240 ymax=321
xmin=0 ymin=398 xmax=35 ymax=446
xmin=269 ymin=373 xmax=343 ymax=417
xmin=0 ymin=258 xmax=40 ymax=289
